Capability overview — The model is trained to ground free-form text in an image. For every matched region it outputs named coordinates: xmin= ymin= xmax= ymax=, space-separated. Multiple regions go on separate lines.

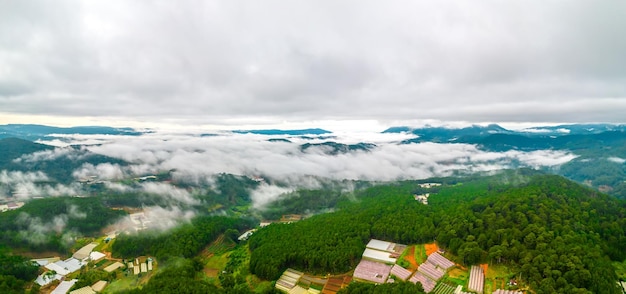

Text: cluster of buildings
xmin=275 ymin=268 xmax=352 ymax=294
xmin=34 ymin=238 xmax=156 ymax=294
xmin=418 ymin=183 xmax=442 ymax=189
xmin=128 ymin=211 xmax=151 ymax=231
xmin=0 ymin=201 xmax=24 ymax=212
xmin=351 ymin=239 xmax=457 ymax=293
xmin=353 ymin=239 xmax=454 ymax=293
xmin=128 ymin=257 xmax=154 ymax=275
xmin=51 ymin=280 xmax=108 ymax=294
xmin=414 ymin=193 xmax=431 ymax=205
xmin=34 ymin=243 xmax=106 ymax=288
xmin=349 ymin=239 xmax=522 ymax=294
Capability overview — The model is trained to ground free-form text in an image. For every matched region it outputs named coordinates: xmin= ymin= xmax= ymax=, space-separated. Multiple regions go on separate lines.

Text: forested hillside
xmin=0 ymin=137 xmax=127 ymax=183
xmin=112 ymin=216 xmax=254 ymax=260
xmin=248 ymin=173 xmax=626 ymax=293
xmin=0 ymin=197 xmax=126 ymax=253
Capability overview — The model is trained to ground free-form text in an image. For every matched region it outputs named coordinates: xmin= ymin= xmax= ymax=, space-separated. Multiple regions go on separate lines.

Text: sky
xmin=1 ymin=0 xmax=626 ymax=131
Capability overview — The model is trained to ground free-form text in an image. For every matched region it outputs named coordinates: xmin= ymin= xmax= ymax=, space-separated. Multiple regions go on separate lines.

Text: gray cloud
xmin=1 ymin=1 xmax=625 ymax=125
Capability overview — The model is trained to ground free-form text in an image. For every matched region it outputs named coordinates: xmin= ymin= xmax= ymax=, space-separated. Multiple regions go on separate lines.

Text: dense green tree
xmin=248 ymin=174 xmax=626 ymax=293
xmin=112 ymin=216 xmax=253 ymax=260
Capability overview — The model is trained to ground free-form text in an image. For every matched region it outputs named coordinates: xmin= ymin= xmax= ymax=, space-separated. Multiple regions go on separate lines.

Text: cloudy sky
xmin=1 ymin=1 xmax=626 ymax=130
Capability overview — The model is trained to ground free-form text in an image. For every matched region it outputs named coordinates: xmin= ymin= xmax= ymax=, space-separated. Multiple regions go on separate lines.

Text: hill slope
xmin=248 ymin=173 xmax=625 ymax=293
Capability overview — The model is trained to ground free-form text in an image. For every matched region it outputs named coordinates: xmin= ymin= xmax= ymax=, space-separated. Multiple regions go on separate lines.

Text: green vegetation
xmin=112 ymin=216 xmax=253 ymax=260
xmin=0 ymin=249 xmax=39 ymax=293
xmin=0 ymin=197 xmax=126 ymax=253
xmin=615 ymin=260 xmax=626 ymax=281
xmin=337 ymin=280 xmax=425 ymax=293
xmin=248 ymin=173 xmax=626 ymax=293
xmin=70 ymin=269 xmax=115 ymax=291
xmin=121 ymin=258 xmax=221 ymax=293
xmin=0 ymin=137 xmax=127 ymax=184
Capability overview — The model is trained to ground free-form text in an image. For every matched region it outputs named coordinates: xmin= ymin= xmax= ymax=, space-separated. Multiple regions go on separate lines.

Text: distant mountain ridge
xmin=0 ymin=137 xmax=127 ymax=183
xmin=233 ymin=128 xmax=331 ymax=136
xmin=0 ymin=138 xmax=53 ymax=167
xmin=384 ymin=124 xmax=626 ymax=199
xmin=383 ymin=123 xmax=626 ymax=137
xmin=300 ymin=142 xmax=376 ymax=155
xmin=0 ymin=124 xmax=146 ymax=141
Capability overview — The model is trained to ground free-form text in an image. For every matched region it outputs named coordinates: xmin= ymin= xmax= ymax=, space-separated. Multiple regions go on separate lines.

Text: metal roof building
xmin=426 ymin=252 xmax=454 ymax=270
xmin=389 ymin=264 xmax=413 ymax=281
xmin=73 ymin=243 xmax=98 ymax=261
xmin=468 ymin=265 xmax=484 ymax=294
xmin=51 ymin=279 xmax=77 ymax=294
xmin=352 ymin=259 xmax=392 ymax=284
xmin=362 ymin=248 xmax=397 ymax=264
xmin=409 ymin=272 xmax=436 ymax=293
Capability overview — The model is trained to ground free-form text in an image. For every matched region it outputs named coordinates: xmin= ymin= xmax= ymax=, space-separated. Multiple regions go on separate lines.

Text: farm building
xmin=287 ymin=285 xmax=308 ymax=294
xmin=129 ymin=212 xmax=151 ymax=231
xmin=352 ymin=259 xmax=392 ymax=284
xmin=89 ymin=251 xmax=106 ymax=263
xmin=361 ymin=239 xmax=406 ymax=264
xmin=409 ymin=272 xmax=436 ymax=293
xmin=414 ymin=194 xmax=430 ymax=204
xmin=69 ymin=286 xmax=96 ymax=294
xmin=73 ymin=243 xmax=98 ymax=261
xmin=362 ymin=248 xmax=397 ymax=264
xmin=418 ymin=262 xmax=445 ymax=281
xmin=366 ymin=239 xmax=406 ymax=254
xmin=35 ymin=272 xmax=62 ymax=286
xmin=141 ymin=262 xmax=148 ymax=273
xmin=51 ymin=279 xmax=77 ymax=294
xmin=389 ymin=264 xmax=413 ymax=281
xmin=426 ymin=252 xmax=454 ymax=270
xmin=238 ymin=229 xmax=256 ymax=241
xmin=148 ymin=259 xmax=153 ymax=271
xmin=91 ymin=280 xmax=108 ymax=292
xmin=31 ymin=257 xmax=60 ymax=266
xmin=275 ymin=268 xmax=304 ymax=292
xmin=104 ymin=262 xmax=124 ymax=273
xmin=468 ymin=265 xmax=484 ymax=293
xmin=366 ymin=239 xmax=395 ymax=252
xmin=493 ymin=290 xmax=522 ymax=294
xmin=45 ymin=258 xmax=84 ymax=276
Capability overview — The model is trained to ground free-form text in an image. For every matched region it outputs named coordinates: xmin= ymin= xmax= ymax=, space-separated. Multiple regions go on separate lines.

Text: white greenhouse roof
xmin=366 ymin=239 xmax=394 ymax=252
xmin=362 ymin=248 xmax=397 ymax=264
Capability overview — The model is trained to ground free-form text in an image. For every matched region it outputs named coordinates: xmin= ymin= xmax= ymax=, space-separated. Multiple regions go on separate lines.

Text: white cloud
xmin=140 ymin=182 xmax=198 ymax=206
xmin=250 ymin=184 xmax=294 ymax=209
xmin=74 ymin=132 xmax=577 ymax=207
xmin=72 ymin=163 xmax=125 ymax=180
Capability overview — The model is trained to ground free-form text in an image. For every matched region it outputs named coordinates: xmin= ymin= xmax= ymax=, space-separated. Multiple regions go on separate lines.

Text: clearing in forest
xmin=480 ymin=263 xmax=488 ymax=274
xmin=403 ymin=246 xmax=419 ymax=270
xmin=445 ymin=267 xmax=470 ymax=286
xmin=484 ymin=264 xmax=514 ymax=293
xmin=425 ymin=243 xmax=439 ymax=256
xmin=200 ymin=234 xmax=235 ymax=258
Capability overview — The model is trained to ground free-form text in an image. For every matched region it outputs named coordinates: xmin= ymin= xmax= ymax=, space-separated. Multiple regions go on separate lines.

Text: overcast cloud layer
xmin=1 ymin=1 xmax=626 ymax=127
